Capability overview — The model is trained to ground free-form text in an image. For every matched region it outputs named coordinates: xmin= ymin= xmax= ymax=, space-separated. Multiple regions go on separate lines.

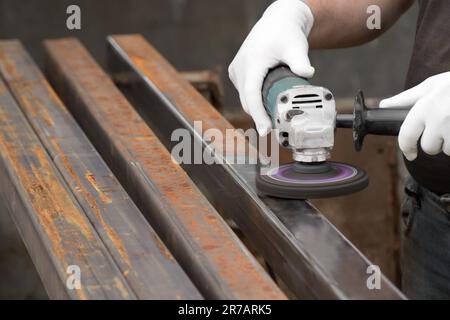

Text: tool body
xmin=257 ymin=66 xmax=409 ymax=199
xmin=262 ymin=66 xmax=336 ymax=163
xmin=256 ymin=66 xmax=409 ymax=199
xmin=258 ymin=66 xmax=369 ymax=199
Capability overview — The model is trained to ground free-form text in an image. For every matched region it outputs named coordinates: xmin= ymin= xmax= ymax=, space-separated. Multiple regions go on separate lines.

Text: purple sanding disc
xmin=256 ymin=161 xmax=369 ymax=199
xmin=266 ymin=162 xmax=358 ymax=185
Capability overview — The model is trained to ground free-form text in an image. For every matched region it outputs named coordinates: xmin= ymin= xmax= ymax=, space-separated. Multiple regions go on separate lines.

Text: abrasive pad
xmin=256 ymin=161 xmax=368 ymax=199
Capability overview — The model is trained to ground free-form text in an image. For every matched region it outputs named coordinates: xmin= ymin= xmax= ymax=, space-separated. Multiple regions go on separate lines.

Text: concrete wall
xmin=0 ymin=0 xmax=418 ymax=108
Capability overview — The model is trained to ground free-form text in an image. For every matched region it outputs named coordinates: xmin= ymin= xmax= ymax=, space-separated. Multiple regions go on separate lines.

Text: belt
xmin=440 ymin=194 xmax=450 ymax=212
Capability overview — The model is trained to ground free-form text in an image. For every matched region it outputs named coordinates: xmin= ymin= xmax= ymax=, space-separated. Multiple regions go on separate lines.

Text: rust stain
xmin=85 ymin=172 xmax=112 ymax=204
xmin=114 ymin=276 xmax=131 ymax=299
xmin=0 ymin=42 xmax=57 ymax=129
xmin=152 ymin=233 xmax=176 ymax=263
xmin=19 ymin=93 xmax=55 ymax=129
xmin=56 ymin=150 xmax=132 ymax=268
xmin=44 ymin=37 xmax=285 ymax=300
xmin=0 ymin=108 xmax=94 ymax=301
xmin=28 ymin=145 xmax=95 ymax=246
xmin=77 ymin=287 xmax=88 ymax=300
xmin=0 ymin=42 xmax=22 ymax=80
xmin=0 ymin=119 xmax=126 ymax=298
xmin=32 ymin=98 xmax=55 ymax=128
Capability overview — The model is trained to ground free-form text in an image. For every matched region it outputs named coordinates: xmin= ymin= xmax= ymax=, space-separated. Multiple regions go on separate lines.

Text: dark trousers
xmin=401 ymin=177 xmax=450 ymax=299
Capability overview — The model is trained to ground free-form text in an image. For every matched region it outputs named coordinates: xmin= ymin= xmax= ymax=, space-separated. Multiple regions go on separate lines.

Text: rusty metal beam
xmin=105 ymin=34 xmax=406 ymax=300
xmin=0 ymin=77 xmax=136 ymax=300
xmin=44 ymin=38 xmax=285 ymax=300
xmin=0 ymin=40 xmax=201 ymax=300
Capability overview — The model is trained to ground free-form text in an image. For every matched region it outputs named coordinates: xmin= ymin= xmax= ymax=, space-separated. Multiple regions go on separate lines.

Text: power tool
xmin=257 ymin=66 xmax=408 ymax=199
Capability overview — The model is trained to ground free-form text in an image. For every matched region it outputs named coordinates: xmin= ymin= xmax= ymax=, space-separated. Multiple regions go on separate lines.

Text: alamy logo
xmin=66 ymin=5 xmax=81 ymax=30
xmin=66 ymin=265 xmax=81 ymax=290
xmin=366 ymin=265 xmax=381 ymax=290
xmin=170 ymin=121 xmax=280 ymax=173
xmin=366 ymin=5 xmax=381 ymax=30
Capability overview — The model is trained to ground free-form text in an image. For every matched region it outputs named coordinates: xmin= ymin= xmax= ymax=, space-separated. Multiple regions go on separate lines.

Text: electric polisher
xmin=257 ymin=66 xmax=408 ymax=199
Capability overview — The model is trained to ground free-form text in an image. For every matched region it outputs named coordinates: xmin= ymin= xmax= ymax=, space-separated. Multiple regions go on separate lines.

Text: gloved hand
xmin=380 ymin=72 xmax=450 ymax=161
xmin=228 ymin=0 xmax=315 ymax=136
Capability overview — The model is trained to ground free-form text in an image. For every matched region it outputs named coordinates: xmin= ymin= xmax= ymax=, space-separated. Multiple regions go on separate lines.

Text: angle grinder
xmin=256 ymin=66 xmax=408 ymax=199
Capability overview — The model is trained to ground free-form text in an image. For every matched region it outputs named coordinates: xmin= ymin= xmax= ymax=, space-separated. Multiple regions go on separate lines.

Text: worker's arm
xmin=229 ymin=0 xmax=413 ymax=135
xmin=306 ymin=0 xmax=414 ymax=48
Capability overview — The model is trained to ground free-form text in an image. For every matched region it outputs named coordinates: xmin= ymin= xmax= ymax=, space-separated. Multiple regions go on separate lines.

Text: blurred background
xmin=0 ymin=0 xmax=418 ymax=299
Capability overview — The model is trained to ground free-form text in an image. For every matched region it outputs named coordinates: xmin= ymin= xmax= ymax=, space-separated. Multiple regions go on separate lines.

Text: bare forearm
xmin=304 ymin=0 xmax=414 ymax=49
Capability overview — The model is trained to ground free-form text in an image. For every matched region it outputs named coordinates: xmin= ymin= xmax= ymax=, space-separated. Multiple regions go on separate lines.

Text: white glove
xmin=380 ymin=72 xmax=450 ymax=161
xmin=228 ymin=0 xmax=315 ymax=136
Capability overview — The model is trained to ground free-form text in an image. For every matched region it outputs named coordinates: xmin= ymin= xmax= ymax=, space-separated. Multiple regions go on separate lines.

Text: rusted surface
xmin=0 ymin=40 xmax=201 ymax=300
xmin=105 ymin=34 xmax=406 ymax=299
xmin=0 ymin=77 xmax=134 ymax=300
xmin=112 ymin=36 xmax=249 ymax=160
xmin=44 ymin=38 xmax=284 ymax=300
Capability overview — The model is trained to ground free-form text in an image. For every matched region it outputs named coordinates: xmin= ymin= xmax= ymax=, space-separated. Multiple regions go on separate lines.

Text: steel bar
xmin=105 ymin=34 xmax=406 ymax=299
xmin=0 ymin=77 xmax=135 ymax=300
xmin=0 ymin=40 xmax=201 ymax=300
xmin=44 ymin=38 xmax=285 ymax=300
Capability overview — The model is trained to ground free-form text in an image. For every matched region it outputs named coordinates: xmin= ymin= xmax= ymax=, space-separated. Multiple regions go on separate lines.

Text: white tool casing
xmin=274 ymin=85 xmax=336 ymax=163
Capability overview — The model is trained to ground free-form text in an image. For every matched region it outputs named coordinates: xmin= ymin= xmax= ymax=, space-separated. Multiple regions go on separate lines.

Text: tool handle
xmin=335 ymin=114 xmax=353 ymax=128
xmin=336 ymin=91 xmax=409 ymax=151
xmin=336 ymin=109 xmax=408 ymax=135
xmin=364 ymin=108 xmax=408 ymax=136
xmin=261 ymin=66 xmax=310 ymax=122
xmin=262 ymin=66 xmax=303 ymax=95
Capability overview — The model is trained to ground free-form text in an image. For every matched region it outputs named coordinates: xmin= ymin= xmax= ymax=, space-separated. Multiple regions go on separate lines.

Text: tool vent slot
xmin=292 ymin=93 xmax=322 ymax=106
xmin=294 ymin=94 xmax=318 ymax=98
xmin=292 ymin=100 xmax=322 ymax=104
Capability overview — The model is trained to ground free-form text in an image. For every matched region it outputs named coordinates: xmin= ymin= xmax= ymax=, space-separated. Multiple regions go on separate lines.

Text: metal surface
xmin=106 ymin=34 xmax=406 ymax=299
xmin=0 ymin=40 xmax=201 ymax=300
xmin=0 ymin=77 xmax=135 ymax=300
xmin=44 ymin=38 xmax=284 ymax=300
